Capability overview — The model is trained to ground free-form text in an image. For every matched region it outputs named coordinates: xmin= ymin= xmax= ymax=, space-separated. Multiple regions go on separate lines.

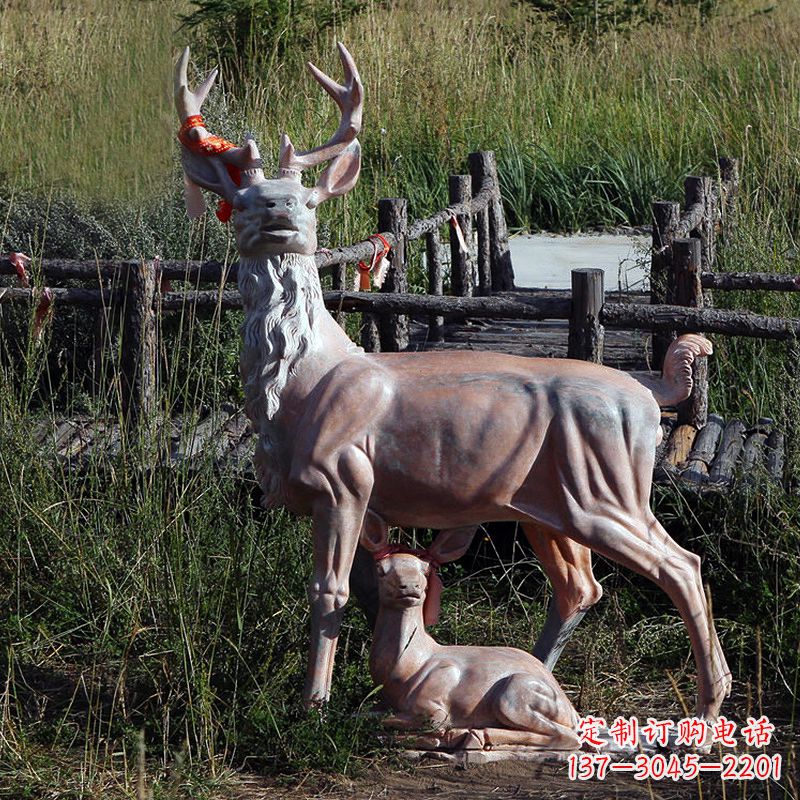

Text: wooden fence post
xmin=672 ymin=237 xmax=708 ymax=428
xmin=426 ymin=229 xmax=444 ymax=342
xmin=474 ymin=208 xmax=491 ymax=297
xmin=331 ymin=262 xmax=347 ymax=328
xmin=468 ymin=150 xmax=514 ymax=292
xmin=121 ymin=259 xmax=158 ymax=434
xmin=378 ymin=197 xmax=409 ymax=352
xmin=718 ymin=156 xmax=739 ymax=243
xmin=568 ymin=268 xmax=604 ymax=363
xmin=449 ymin=175 xmax=473 ymax=297
xmin=685 ymin=175 xmax=716 ymax=273
xmin=651 ymin=200 xmax=680 ymax=369
xmin=467 ymin=152 xmax=493 ymax=296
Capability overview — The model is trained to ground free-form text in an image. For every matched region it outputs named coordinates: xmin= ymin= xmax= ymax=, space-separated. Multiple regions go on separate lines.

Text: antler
xmin=174 ymin=47 xmax=264 ymax=214
xmin=279 ymin=42 xmax=363 ymax=179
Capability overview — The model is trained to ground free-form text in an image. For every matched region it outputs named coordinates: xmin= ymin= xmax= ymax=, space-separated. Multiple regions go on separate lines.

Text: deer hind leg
xmin=522 ymin=504 xmax=730 ymax=721
xmin=522 ymin=523 xmax=602 ymax=670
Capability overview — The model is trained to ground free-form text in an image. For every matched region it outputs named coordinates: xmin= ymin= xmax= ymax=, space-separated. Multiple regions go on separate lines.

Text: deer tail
xmin=636 ymin=334 xmax=713 ymax=407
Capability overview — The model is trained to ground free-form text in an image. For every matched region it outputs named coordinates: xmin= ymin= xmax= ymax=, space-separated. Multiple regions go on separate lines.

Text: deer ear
xmin=427 ymin=526 xmax=476 ymax=565
xmin=359 ymin=511 xmax=389 ymax=554
xmin=306 ymin=140 xmax=361 ymax=209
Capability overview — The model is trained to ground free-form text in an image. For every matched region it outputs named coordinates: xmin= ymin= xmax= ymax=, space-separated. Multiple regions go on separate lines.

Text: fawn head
xmin=174 ymin=43 xmax=363 ymax=258
xmin=360 ymin=527 xmax=477 ymax=622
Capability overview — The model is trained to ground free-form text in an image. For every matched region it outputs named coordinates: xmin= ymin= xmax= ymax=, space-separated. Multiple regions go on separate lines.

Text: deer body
xmin=175 ymin=44 xmax=731 ymax=722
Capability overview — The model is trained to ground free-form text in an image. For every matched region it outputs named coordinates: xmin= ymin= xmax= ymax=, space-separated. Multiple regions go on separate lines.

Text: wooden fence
xmin=2 ymin=151 xmax=800 ymax=443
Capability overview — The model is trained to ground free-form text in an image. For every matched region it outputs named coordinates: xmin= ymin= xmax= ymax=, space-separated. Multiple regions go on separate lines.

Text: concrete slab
xmin=509 ymin=233 xmax=650 ymax=291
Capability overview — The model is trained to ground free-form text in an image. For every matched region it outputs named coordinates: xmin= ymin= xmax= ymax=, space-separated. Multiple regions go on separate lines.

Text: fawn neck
xmin=370 ymin=597 xmax=436 ymax=684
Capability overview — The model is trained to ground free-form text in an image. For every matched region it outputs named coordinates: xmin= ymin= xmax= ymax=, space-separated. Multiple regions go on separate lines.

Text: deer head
xmin=174 ymin=43 xmax=363 ymax=258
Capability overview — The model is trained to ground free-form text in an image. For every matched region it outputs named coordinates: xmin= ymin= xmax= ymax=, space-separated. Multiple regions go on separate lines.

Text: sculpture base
xmin=401 ymin=747 xmax=572 ymax=767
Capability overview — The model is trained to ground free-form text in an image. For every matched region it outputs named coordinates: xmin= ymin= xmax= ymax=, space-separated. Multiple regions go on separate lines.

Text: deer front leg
xmin=300 ymin=450 xmax=373 ymax=707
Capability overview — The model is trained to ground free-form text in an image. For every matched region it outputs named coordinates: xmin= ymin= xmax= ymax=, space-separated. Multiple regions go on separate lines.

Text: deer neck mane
xmin=237 ymin=251 xmax=357 ymax=508
xmin=238 ymin=252 xmax=325 ymax=421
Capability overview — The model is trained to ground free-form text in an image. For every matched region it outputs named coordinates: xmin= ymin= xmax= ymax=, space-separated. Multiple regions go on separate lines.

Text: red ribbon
xmin=177 ymin=115 xmax=240 ymax=222
xmin=9 ymin=252 xmax=30 ymax=287
xmin=356 ymin=234 xmax=391 ymax=291
xmin=372 ymin=544 xmax=443 ymax=627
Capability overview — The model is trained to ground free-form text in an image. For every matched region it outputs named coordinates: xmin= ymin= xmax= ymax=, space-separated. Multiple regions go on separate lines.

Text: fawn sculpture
xmin=363 ymin=526 xmax=580 ymax=752
xmin=174 ymin=44 xmax=731 ymax=721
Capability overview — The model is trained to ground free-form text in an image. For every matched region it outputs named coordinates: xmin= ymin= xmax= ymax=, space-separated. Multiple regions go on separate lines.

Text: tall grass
xmin=1 ymin=0 xmax=799 ymax=795
xmin=3 ymin=0 xmax=800 ymax=236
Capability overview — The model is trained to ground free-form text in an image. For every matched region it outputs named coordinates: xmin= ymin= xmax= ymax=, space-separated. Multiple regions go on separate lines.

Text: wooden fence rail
xmin=4 ymin=151 xmax=800 ymax=440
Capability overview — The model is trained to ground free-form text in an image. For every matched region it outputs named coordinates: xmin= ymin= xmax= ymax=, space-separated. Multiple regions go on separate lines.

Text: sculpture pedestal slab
xmin=401 ymin=747 xmax=572 ymax=767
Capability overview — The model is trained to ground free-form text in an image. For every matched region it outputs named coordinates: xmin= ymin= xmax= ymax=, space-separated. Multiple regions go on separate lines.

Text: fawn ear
xmin=427 ymin=526 xmax=476 ymax=564
xmin=359 ymin=511 xmax=389 ymax=554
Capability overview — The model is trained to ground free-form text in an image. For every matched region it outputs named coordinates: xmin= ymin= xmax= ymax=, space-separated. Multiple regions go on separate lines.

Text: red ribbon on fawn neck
xmin=177 ymin=115 xmax=241 ymax=222
xmin=372 ymin=545 xmax=444 ymax=627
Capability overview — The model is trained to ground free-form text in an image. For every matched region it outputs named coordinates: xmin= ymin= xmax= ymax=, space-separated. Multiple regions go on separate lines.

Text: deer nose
xmin=264 ymin=197 xmax=297 ymax=213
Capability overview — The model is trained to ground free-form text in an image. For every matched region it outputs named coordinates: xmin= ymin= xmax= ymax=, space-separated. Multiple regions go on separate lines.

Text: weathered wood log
xmin=330 ymin=261 xmax=347 ymax=327
xmin=600 ymin=302 xmax=800 ymax=340
xmin=120 ymin=261 xmax=159 ymax=434
xmin=674 ymin=201 xmax=705 ymax=240
xmin=567 ymin=269 xmax=604 ymax=363
xmin=764 ymin=430 xmax=785 ymax=483
xmin=672 ymin=238 xmax=708 ymax=428
xmin=740 ymin=430 xmax=768 ymax=478
xmin=475 ymin=207 xmax=491 ymax=296
xmin=160 ymin=290 xmax=243 ymax=310
xmin=322 ymin=291 xmax=572 ymax=320
xmin=469 ymin=151 xmax=514 ymax=291
xmin=377 ymin=198 xmax=409 ymax=352
xmin=449 ymin=175 xmax=474 ymax=297
xmin=685 ymin=176 xmax=716 ymax=273
xmin=651 ymin=200 xmax=680 ymax=368
xmin=664 ymin=424 xmax=698 ymax=468
xmin=0 ymin=286 xmax=117 ymax=306
xmin=701 ymin=272 xmax=800 ymax=292
xmin=687 ymin=413 xmax=724 ymax=464
xmin=468 ymin=153 xmax=496 ymax=296
xmin=718 ymin=156 xmax=739 ymax=242
xmin=426 ymin=230 xmax=444 ymax=342
xmin=708 ymin=419 xmax=746 ymax=483
xmin=0 ymin=257 xmax=241 ymax=284
xmin=655 ymin=415 xmax=679 ymax=467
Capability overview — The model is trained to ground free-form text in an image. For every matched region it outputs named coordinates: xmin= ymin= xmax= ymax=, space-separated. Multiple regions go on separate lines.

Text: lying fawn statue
xmin=174 ymin=44 xmax=730 ymax=722
xmin=362 ymin=526 xmax=580 ymax=751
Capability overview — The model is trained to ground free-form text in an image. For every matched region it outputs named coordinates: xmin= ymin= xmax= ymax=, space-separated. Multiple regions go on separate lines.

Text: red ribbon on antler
xmin=372 ymin=544 xmax=444 ymax=627
xmin=177 ymin=115 xmax=241 ymax=222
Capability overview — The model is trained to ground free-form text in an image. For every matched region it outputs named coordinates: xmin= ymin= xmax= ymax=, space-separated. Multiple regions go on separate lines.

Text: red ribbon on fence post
xmin=356 ymin=234 xmax=391 ymax=291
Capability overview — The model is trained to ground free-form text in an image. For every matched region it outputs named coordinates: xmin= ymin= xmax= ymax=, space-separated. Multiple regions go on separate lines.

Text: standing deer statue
xmin=174 ymin=45 xmax=731 ymax=722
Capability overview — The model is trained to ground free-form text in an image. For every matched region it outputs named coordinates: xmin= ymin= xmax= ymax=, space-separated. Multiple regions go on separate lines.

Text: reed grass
xmin=1 ymin=0 xmax=799 ymax=795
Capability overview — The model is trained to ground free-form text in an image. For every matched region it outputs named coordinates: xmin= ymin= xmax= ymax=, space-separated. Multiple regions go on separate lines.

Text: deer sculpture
xmin=362 ymin=526 xmax=580 ymax=752
xmin=174 ymin=44 xmax=731 ymax=722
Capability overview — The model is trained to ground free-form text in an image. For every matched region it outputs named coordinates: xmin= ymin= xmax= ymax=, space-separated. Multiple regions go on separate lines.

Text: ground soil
xmin=228 ymin=755 xmax=793 ymax=800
